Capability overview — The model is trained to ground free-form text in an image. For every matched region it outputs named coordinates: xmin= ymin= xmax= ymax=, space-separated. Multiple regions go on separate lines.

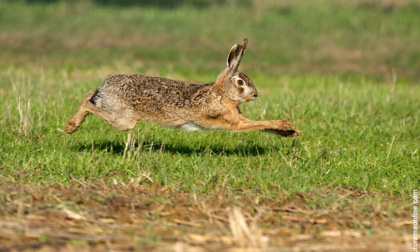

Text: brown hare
xmin=64 ymin=38 xmax=301 ymax=140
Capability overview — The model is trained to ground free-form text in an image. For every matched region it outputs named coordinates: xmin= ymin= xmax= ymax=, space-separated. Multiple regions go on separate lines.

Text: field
xmin=0 ymin=0 xmax=419 ymax=251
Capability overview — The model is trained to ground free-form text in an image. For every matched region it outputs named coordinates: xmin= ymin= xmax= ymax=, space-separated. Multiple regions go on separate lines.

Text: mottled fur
xmin=65 ymin=39 xmax=301 ymax=138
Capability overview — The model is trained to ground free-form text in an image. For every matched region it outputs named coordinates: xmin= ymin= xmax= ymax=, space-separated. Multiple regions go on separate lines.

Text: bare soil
xmin=0 ymin=179 xmax=413 ymax=252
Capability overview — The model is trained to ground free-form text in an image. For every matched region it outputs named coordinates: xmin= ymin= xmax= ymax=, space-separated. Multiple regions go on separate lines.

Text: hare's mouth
xmin=249 ymin=93 xmax=258 ymax=101
xmin=242 ymin=95 xmax=257 ymax=103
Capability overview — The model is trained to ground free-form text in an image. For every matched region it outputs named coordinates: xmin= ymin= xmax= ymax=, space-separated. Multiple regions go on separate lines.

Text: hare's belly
xmin=178 ymin=122 xmax=207 ymax=131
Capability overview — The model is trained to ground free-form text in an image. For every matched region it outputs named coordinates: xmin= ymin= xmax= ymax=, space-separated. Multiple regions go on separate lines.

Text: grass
xmin=2 ymin=0 xmax=420 ymax=78
xmin=1 ymin=71 xmax=418 ymax=195
xmin=0 ymin=0 xmax=419 ymax=250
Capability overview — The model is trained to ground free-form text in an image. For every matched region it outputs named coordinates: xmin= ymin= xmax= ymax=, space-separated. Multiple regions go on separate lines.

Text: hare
xmin=64 ymin=38 xmax=301 ymax=139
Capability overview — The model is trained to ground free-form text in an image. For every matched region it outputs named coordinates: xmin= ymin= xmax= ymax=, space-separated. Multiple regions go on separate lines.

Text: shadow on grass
xmin=72 ymin=138 xmax=273 ymax=156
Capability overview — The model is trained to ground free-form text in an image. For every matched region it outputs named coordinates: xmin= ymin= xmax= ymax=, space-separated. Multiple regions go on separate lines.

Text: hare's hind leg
xmin=64 ymin=91 xmax=96 ymax=134
xmin=65 ymin=91 xmax=138 ymax=134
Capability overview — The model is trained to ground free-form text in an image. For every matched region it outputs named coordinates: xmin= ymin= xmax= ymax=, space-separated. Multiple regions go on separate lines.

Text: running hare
xmin=64 ymin=38 xmax=301 ymax=138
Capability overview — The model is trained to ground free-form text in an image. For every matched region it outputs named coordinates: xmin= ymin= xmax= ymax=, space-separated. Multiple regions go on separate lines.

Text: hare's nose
xmin=253 ymin=93 xmax=258 ymax=98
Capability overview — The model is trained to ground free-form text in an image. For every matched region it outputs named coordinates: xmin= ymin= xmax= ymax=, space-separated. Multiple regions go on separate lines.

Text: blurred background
xmin=1 ymin=0 xmax=420 ymax=81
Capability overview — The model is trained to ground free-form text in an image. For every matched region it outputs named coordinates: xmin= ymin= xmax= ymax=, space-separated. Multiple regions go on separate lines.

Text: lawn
xmin=0 ymin=0 xmax=419 ymax=251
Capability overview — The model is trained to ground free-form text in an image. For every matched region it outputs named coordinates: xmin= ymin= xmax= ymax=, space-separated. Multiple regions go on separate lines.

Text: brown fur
xmin=65 ymin=38 xmax=301 ymax=138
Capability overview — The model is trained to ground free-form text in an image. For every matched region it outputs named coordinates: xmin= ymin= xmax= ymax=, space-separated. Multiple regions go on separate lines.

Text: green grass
xmin=1 ymin=69 xmax=418 ymax=195
xmin=2 ymin=0 xmax=420 ymax=78
xmin=0 ymin=1 xmax=419 ymax=195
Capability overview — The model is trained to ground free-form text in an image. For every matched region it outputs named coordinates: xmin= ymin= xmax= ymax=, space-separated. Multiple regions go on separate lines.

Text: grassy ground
xmin=0 ymin=0 xmax=419 ymax=251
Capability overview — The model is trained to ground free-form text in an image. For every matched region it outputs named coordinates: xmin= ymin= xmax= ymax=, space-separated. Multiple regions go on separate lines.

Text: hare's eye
xmin=236 ymin=79 xmax=244 ymax=86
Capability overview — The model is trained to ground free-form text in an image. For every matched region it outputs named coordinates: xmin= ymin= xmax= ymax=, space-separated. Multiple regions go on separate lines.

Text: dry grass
xmin=0 ymin=178 xmax=412 ymax=251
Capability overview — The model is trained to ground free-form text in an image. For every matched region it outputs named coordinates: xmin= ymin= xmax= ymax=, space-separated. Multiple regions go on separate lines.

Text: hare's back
xmin=94 ymin=74 xmax=213 ymax=110
xmin=102 ymin=74 xmax=181 ymax=93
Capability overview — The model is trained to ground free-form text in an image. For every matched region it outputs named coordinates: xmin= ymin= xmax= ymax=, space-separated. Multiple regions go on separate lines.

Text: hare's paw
xmin=283 ymin=129 xmax=301 ymax=138
xmin=273 ymin=120 xmax=294 ymax=130
xmin=64 ymin=119 xmax=78 ymax=134
xmin=263 ymin=129 xmax=301 ymax=137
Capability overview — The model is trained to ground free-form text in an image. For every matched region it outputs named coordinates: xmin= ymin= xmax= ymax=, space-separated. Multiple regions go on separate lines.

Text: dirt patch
xmin=0 ymin=180 xmax=412 ymax=251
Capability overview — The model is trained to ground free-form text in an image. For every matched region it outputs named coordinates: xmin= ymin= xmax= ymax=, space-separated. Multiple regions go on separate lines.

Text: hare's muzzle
xmin=250 ymin=91 xmax=258 ymax=101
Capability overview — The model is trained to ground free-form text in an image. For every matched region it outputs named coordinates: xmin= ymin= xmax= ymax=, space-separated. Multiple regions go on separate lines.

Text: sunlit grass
xmin=1 ymin=68 xmax=418 ymax=196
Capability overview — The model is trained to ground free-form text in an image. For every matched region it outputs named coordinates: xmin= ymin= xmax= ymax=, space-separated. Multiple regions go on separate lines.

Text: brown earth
xmin=0 ymin=177 xmax=413 ymax=252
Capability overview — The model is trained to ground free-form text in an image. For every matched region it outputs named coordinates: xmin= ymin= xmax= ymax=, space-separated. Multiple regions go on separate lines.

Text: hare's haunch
xmin=65 ymin=39 xmax=301 ymax=138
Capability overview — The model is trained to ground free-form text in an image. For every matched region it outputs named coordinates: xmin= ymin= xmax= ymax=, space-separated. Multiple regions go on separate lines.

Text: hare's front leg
xmin=261 ymin=127 xmax=302 ymax=137
xmin=239 ymin=119 xmax=301 ymax=137
xmin=233 ymin=118 xmax=301 ymax=137
xmin=205 ymin=108 xmax=301 ymax=137
xmin=235 ymin=108 xmax=297 ymax=134
xmin=236 ymin=119 xmax=291 ymax=131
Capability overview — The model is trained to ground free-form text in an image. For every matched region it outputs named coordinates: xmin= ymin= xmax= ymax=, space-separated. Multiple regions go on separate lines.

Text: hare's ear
xmin=226 ymin=38 xmax=248 ymax=73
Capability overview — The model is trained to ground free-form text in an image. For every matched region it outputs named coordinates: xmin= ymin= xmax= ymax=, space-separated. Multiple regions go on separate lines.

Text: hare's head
xmin=215 ymin=38 xmax=258 ymax=104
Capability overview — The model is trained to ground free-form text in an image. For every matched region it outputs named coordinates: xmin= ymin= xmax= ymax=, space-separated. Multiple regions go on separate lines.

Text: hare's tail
xmin=64 ymin=91 xmax=96 ymax=134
